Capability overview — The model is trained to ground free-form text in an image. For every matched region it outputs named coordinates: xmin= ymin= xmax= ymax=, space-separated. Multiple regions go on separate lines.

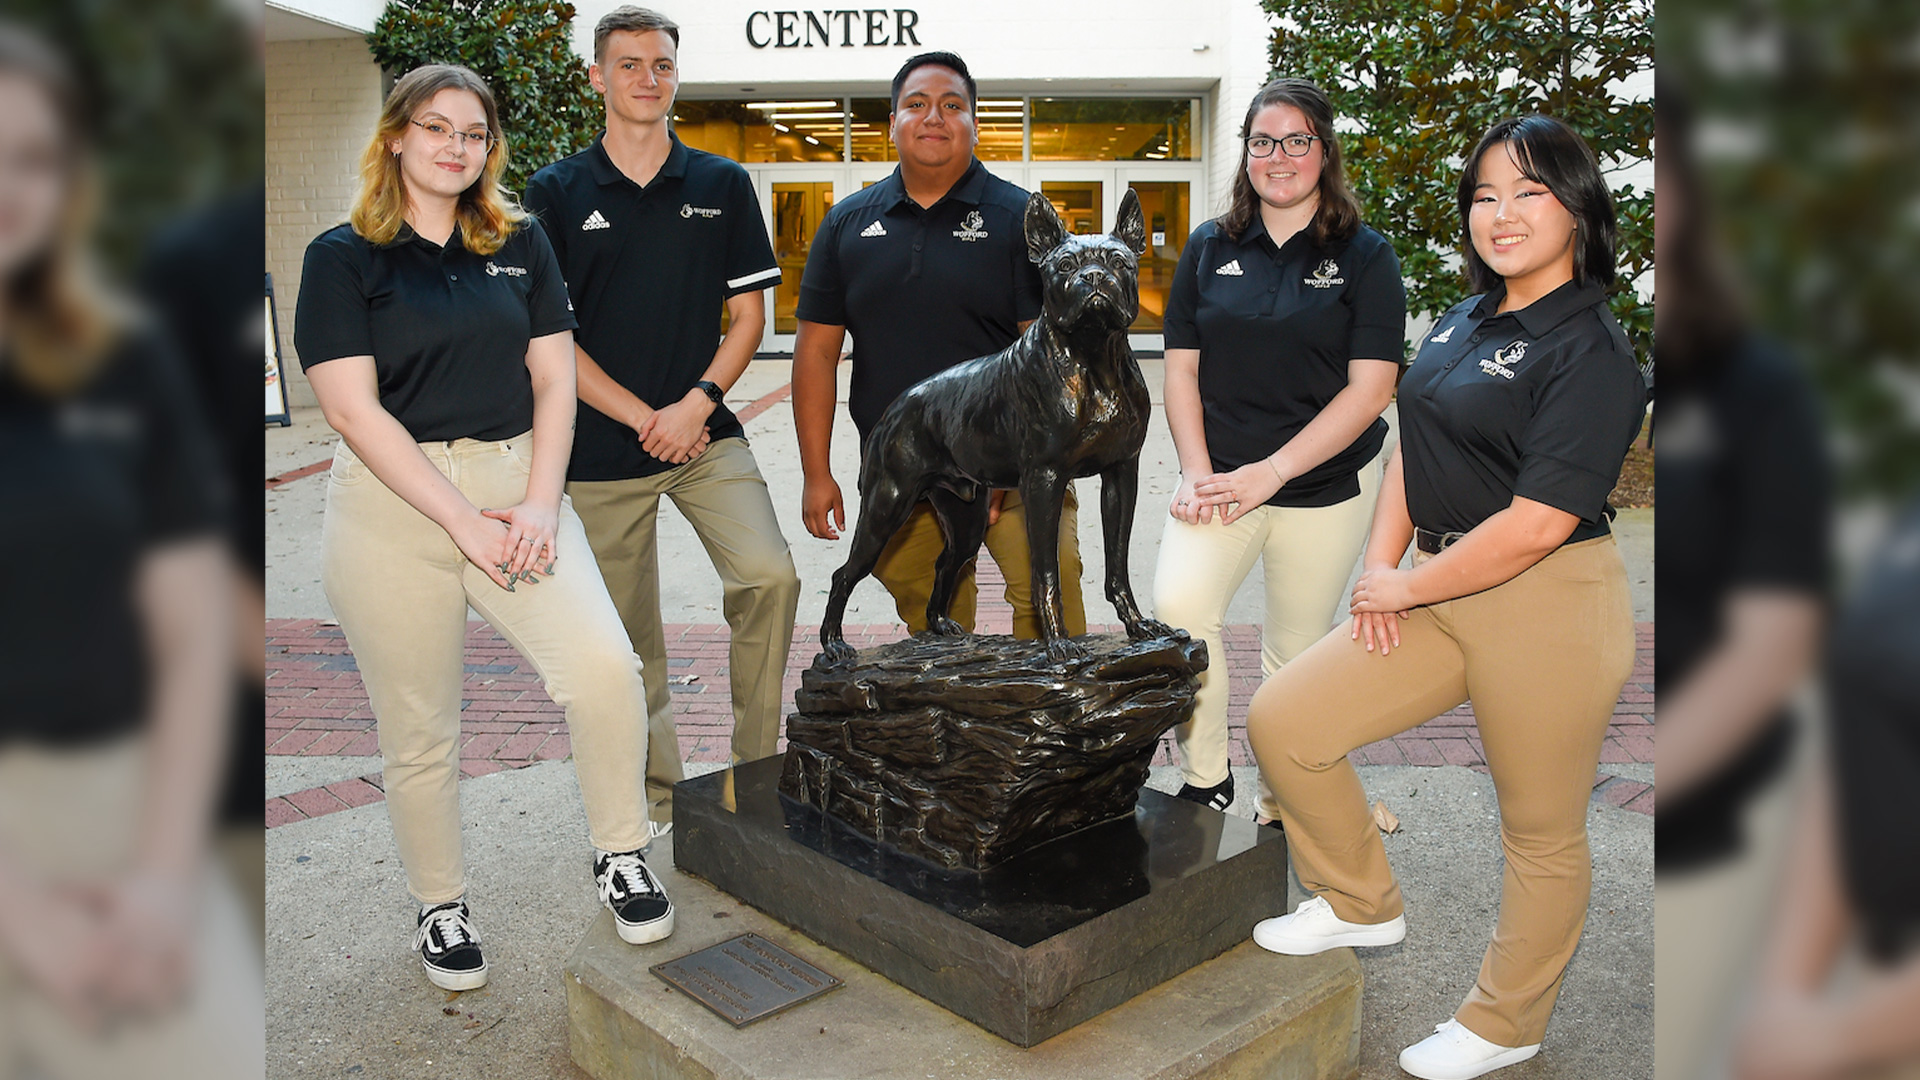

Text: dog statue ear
xmin=1025 ymin=190 xmax=1068 ymax=264
xmin=1113 ymin=188 xmax=1147 ymax=255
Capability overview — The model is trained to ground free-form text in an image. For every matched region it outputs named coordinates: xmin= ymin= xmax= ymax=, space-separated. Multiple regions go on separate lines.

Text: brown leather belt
xmin=1414 ymin=527 xmax=1466 ymax=555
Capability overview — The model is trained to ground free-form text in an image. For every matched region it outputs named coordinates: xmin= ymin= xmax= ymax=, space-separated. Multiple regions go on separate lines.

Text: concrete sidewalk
xmin=265 ymin=359 xmax=1655 ymax=1078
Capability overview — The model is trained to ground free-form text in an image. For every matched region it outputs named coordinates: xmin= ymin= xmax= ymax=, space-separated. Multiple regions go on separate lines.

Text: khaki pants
xmin=873 ymin=487 xmax=1087 ymax=638
xmin=1152 ymin=453 xmax=1381 ymax=812
xmin=566 ymin=438 xmax=801 ymax=823
xmin=1247 ymin=535 xmax=1635 ymax=1047
xmin=322 ymin=433 xmax=650 ymax=903
xmin=0 ymin=739 xmax=261 ymax=1080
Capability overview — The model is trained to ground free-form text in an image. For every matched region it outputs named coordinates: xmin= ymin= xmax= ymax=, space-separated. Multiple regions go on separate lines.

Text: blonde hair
xmin=0 ymin=22 xmax=126 ymax=397
xmin=351 ymin=64 xmax=524 ymax=256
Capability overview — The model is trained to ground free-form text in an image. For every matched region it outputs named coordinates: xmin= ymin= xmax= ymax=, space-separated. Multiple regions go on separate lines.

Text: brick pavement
xmin=265 ymin=561 xmax=1655 ymax=827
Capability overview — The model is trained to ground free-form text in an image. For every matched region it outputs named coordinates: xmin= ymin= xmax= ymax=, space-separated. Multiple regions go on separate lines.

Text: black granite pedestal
xmin=673 ymin=755 xmax=1289 ymax=1047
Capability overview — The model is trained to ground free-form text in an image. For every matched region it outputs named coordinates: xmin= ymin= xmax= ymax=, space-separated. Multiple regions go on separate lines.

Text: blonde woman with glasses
xmin=296 ymin=64 xmax=672 ymax=992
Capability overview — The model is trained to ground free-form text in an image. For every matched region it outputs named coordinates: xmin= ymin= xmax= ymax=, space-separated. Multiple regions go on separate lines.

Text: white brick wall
xmin=266 ymin=37 xmax=383 ymax=408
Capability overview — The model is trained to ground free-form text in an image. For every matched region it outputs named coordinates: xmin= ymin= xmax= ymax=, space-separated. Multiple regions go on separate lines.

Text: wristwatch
xmin=694 ymin=380 xmax=724 ymax=404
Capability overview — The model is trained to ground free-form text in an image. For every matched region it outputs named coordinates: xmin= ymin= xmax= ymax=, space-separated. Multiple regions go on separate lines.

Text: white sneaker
xmin=1398 ymin=1019 xmax=1541 ymax=1080
xmin=648 ymin=819 xmax=672 ymax=841
xmin=1252 ymin=895 xmax=1406 ymax=955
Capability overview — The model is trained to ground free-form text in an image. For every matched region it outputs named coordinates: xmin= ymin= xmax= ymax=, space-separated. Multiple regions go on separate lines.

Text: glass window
xmin=1040 ymin=181 xmax=1103 ymax=236
xmin=673 ymin=100 xmax=844 ymax=162
xmin=849 ymin=98 xmax=893 ymax=162
xmin=973 ymin=97 xmax=1025 ymax=162
xmin=1030 ymin=99 xmax=1195 ymax=162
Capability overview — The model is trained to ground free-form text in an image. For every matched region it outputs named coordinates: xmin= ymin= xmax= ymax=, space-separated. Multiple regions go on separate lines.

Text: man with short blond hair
xmin=526 ymin=7 xmax=798 ymax=840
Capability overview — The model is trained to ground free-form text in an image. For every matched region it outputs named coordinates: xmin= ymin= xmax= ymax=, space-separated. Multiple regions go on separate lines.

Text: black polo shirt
xmin=295 ymin=219 xmax=576 ymax=443
xmin=795 ymin=158 xmax=1043 ymax=441
xmin=1163 ymin=218 xmax=1405 ymax=506
xmin=525 ymin=134 xmax=781 ymax=482
xmin=1398 ymin=280 xmax=1646 ymax=544
xmin=1 ymin=332 xmax=227 ymax=746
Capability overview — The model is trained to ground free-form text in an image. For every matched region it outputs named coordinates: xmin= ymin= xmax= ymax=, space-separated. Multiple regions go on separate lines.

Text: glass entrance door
xmin=752 ymin=167 xmax=866 ymax=353
xmin=1123 ymin=180 xmax=1192 ymax=335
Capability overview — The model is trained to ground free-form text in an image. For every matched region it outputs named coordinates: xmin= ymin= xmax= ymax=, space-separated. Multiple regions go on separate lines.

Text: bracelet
xmin=1267 ymin=456 xmax=1285 ymax=483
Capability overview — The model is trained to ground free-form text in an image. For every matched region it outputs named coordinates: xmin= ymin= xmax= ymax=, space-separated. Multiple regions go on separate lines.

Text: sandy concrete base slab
xmin=564 ymin=869 xmax=1362 ymax=1080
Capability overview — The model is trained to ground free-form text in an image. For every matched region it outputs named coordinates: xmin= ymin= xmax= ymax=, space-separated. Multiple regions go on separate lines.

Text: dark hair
xmin=1457 ymin=115 xmax=1617 ymax=292
xmin=595 ymin=5 xmax=679 ymax=63
xmin=890 ymin=51 xmax=975 ymax=112
xmin=1655 ymin=79 xmax=1745 ymax=370
xmin=1217 ymin=78 xmax=1361 ymax=248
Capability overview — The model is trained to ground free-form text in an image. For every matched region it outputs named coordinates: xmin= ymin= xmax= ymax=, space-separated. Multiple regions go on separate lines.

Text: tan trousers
xmin=566 ymin=438 xmax=801 ymax=823
xmin=1152 ymin=453 xmax=1382 ymax=811
xmin=0 ymin=739 xmax=261 ymax=1080
xmin=873 ymin=487 xmax=1087 ymax=637
xmin=1247 ymin=535 xmax=1636 ymax=1047
xmin=322 ymin=433 xmax=650 ymax=903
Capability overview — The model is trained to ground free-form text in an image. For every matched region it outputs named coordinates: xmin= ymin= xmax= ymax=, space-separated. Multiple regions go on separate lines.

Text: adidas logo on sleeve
xmin=582 ymin=210 xmax=611 ymax=231
xmin=859 ymin=220 xmax=887 ymax=238
xmin=1214 ymin=259 xmax=1244 ymax=276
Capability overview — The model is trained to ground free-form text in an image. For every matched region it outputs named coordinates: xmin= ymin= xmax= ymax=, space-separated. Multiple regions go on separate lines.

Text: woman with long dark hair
xmin=1152 ymin=77 xmax=1403 ymax=819
xmin=1243 ymin=115 xmax=1647 ymax=1079
xmin=296 ymin=64 xmax=672 ymax=992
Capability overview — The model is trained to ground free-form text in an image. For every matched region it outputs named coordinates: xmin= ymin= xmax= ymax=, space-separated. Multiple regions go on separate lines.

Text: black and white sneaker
xmin=1174 ymin=775 xmax=1236 ymax=813
xmin=595 ymin=848 xmax=675 ymax=944
xmin=414 ymin=900 xmax=488 ymax=991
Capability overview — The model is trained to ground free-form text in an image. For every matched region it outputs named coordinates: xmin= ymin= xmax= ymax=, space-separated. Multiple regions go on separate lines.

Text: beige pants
xmin=566 ymin=438 xmax=801 ymax=823
xmin=322 ymin=433 xmax=650 ymax=903
xmin=1152 ymin=454 xmax=1381 ymax=811
xmin=0 ymin=739 xmax=261 ymax=1080
xmin=1247 ymin=535 xmax=1636 ymax=1047
xmin=873 ymin=487 xmax=1087 ymax=638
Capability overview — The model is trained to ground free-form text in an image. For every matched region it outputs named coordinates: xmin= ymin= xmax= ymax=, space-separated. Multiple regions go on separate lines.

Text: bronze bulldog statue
xmin=818 ymin=188 xmax=1173 ymax=665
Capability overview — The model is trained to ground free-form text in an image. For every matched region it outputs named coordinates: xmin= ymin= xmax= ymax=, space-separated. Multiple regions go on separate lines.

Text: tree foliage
xmin=367 ymin=0 xmax=601 ymax=197
xmin=1263 ymin=0 xmax=1653 ymax=358
xmin=6 ymin=0 xmax=260 ymax=272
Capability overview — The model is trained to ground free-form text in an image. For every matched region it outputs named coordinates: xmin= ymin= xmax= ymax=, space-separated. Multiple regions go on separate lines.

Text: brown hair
xmin=350 ymin=64 xmax=523 ymax=256
xmin=594 ymin=6 xmax=680 ymax=62
xmin=1654 ymin=80 xmax=1744 ymax=370
xmin=1217 ymin=78 xmax=1362 ymax=248
xmin=0 ymin=22 xmax=125 ymax=397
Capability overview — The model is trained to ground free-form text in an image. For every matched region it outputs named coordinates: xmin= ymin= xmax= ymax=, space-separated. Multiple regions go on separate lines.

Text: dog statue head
xmin=1025 ymin=188 xmax=1147 ymax=335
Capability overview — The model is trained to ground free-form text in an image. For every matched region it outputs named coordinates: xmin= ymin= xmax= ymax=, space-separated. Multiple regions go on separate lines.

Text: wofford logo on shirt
xmin=486 ymin=261 xmax=527 ymax=277
xmin=1478 ymin=340 xmax=1528 ymax=380
xmin=681 ymin=204 xmax=723 ymax=219
xmin=1304 ymin=259 xmax=1344 ymax=288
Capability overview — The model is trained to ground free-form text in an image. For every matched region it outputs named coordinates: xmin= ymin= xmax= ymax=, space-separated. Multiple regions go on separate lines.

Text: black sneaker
xmin=414 ymin=900 xmax=488 ymax=991
xmin=595 ymin=848 xmax=675 ymax=944
xmin=1174 ymin=776 xmax=1236 ymax=812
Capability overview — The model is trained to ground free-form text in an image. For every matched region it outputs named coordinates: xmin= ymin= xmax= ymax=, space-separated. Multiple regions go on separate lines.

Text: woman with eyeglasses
xmin=295 ymin=64 xmax=672 ymax=993
xmin=1243 ymin=115 xmax=1646 ymax=1080
xmin=1151 ymin=77 xmax=1404 ymax=821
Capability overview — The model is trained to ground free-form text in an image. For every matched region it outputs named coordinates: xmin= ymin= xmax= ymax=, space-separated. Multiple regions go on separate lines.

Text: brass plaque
xmin=651 ymin=933 xmax=841 ymax=1027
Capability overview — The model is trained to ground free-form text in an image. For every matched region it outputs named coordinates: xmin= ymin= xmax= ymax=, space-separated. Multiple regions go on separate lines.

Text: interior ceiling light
xmin=747 ymin=100 xmax=837 ymax=110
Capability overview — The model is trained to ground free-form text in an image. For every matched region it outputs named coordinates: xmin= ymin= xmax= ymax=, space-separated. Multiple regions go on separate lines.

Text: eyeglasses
xmin=1246 ymin=134 xmax=1320 ymax=159
xmin=410 ymin=118 xmax=496 ymax=153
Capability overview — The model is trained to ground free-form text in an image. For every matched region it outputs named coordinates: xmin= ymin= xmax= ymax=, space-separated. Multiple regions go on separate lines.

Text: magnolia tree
xmin=368 ymin=0 xmax=602 ymax=197
xmin=1262 ymin=0 xmax=1654 ymax=362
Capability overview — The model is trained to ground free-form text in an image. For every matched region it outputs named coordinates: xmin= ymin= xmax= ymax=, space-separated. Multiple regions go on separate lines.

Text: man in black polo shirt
xmin=525 ymin=6 xmax=798 ymax=832
xmin=792 ymin=50 xmax=1085 ymax=638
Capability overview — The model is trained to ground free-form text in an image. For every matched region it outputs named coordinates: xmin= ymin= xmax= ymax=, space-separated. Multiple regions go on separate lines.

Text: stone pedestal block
xmin=670 ymin=755 xmax=1303 ymax=1047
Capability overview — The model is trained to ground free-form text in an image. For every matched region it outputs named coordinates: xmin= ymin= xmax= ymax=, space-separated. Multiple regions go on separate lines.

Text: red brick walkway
xmin=265 ymin=578 xmax=1655 ymax=827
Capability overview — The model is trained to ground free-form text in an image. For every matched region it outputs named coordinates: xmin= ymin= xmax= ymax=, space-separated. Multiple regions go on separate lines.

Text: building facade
xmin=265 ymin=0 xmax=1273 ymax=405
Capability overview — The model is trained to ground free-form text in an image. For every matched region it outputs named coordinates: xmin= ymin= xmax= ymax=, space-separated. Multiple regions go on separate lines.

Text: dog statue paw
xmin=1044 ymin=636 xmax=1089 ymax=665
xmin=1126 ymin=618 xmax=1176 ymax=641
xmin=815 ymin=636 xmax=859 ymax=669
xmin=924 ymin=615 xmax=968 ymax=637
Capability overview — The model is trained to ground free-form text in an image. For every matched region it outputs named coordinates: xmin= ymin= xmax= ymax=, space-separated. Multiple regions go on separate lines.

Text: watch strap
xmin=694 ymin=380 xmax=724 ymax=404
